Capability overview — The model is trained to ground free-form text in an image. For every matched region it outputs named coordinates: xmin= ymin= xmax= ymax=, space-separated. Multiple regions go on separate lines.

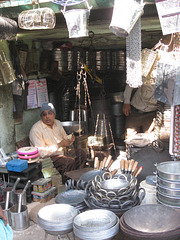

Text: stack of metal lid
xmin=120 ymin=204 xmax=180 ymax=240
xmin=37 ymin=204 xmax=79 ymax=236
xmin=155 ymin=161 xmax=180 ymax=208
xmin=73 ymin=209 xmax=119 ymax=240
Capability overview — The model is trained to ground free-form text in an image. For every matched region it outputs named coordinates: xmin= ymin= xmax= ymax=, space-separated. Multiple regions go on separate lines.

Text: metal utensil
xmin=5 ymin=191 xmax=10 ymax=210
xmin=12 ymin=177 xmax=21 ymax=193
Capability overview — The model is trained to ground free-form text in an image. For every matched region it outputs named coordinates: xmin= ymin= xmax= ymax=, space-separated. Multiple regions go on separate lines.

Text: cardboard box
xmin=6 ymin=159 xmax=28 ymax=172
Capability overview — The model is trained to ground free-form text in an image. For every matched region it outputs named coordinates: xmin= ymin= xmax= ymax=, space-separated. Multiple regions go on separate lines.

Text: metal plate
xmin=55 ymin=190 xmax=86 ymax=206
xmin=123 ymin=204 xmax=180 ymax=233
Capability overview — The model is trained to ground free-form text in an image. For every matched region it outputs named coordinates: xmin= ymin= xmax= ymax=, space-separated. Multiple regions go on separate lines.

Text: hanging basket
xmin=62 ymin=1 xmax=92 ymax=38
xmin=109 ymin=0 xmax=144 ymax=38
xmin=18 ymin=7 xmax=56 ymax=30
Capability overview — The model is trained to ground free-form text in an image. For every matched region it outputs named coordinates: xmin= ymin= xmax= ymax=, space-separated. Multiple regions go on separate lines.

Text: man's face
xmin=41 ymin=110 xmax=55 ymax=127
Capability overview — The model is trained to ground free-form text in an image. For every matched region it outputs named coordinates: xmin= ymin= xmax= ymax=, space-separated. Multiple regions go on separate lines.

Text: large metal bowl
xmin=123 ymin=204 xmax=180 ymax=233
xmin=73 ymin=209 xmax=117 ymax=232
xmin=73 ymin=216 xmax=119 ymax=240
xmin=37 ymin=204 xmax=79 ymax=233
xmin=156 ymin=161 xmax=180 ymax=181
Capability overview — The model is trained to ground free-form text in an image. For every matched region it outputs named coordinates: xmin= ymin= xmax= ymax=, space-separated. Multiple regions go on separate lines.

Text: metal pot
xmin=155 ymin=161 xmax=180 ymax=181
xmin=157 ymin=191 xmax=180 ymax=207
xmin=157 ymin=184 xmax=180 ymax=197
xmin=156 ymin=175 xmax=180 ymax=189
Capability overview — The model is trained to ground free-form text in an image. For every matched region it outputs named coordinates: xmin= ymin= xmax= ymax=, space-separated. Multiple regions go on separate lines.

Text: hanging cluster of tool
xmin=93 ymin=155 xmax=143 ymax=178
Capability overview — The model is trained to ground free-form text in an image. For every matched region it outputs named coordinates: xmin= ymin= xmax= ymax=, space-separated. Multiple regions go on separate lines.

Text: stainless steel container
xmin=10 ymin=204 xmax=29 ymax=231
xmin=156 ymin=161 xmax=180 ymax=181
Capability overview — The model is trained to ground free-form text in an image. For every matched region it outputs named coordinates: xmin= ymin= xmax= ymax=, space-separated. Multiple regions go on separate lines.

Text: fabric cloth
xmin=39 ymin=102 xmax=56 ymax=115
xmin=51 ymin=148 xmax=87 ymax=183
xmin=124 ymin=84 xmax=157 ymax=112
xmin=0 ymin=219 xmax=13 ymax=240
xmin=29 ymin=119 xmax=68 ymax=158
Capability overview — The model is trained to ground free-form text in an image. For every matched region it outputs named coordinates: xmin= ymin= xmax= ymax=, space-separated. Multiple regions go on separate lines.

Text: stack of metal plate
xmin=73 ymin=209 xmax=119 ymax=240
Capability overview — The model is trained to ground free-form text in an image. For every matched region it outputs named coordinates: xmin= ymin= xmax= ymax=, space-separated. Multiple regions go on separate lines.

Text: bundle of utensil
xmin=94 ymin=155 xmax=114 ymax=172
xmin=120 ymin=159 xmax=143 ymax=178
xmin=93 ymin=156 xmax=143 ymax=178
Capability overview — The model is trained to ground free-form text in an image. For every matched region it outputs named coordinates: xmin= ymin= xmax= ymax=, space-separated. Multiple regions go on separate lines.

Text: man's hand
xmin=0 ymin=206 xmax=7 ymax=226
xmin=123 ymin=103 xmax=131 ymax=116
xmin=58 ymin=139 xmax=71 ymax=148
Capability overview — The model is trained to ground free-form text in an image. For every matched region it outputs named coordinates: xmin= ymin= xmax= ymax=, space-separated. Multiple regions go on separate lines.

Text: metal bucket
xmin=62 ymin=2 xmax=92 ymax=38
xmin=109 ymin=0 xmax=144 ymax=37
xmin=10 ymin=204 xmax=29 ymax=231
xmin=15 ymin=189 xmax=27 ymax=206
xmin=0 ymin=202 xmax=13 ymax=226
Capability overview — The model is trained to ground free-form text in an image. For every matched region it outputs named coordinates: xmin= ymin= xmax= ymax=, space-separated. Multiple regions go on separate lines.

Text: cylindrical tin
xmin=10 ymin=204 xmax=29 ymax=231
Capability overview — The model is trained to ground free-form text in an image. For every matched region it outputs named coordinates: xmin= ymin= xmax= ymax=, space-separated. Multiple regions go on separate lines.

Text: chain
xmin=126 ymin=18 xmax=142 ymax=88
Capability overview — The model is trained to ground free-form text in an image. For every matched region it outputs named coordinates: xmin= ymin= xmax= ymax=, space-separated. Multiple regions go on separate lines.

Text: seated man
xmin=123 ymin=84 xmax=157 ymax=139
xmin=29 ymin=102 xmax=87 ymax=183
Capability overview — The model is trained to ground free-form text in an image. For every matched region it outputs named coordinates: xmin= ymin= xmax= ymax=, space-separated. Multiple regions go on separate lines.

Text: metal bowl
xmin=120 ymin=214 xmax=180 ymax=240
xmin=37 ymin=204 xmax=79 ymax=233
xmin=73 ymin=216 xmax=119 ymax=240
xmin=156 ymin=161 xmax=180 ymax=181
xmin=123 ymin=204 xmax=180 ymax=233
xmin=100 ymin=178 xmax=129 ymax=191
xmin=73 ymin=209 xmax=117 ymax=232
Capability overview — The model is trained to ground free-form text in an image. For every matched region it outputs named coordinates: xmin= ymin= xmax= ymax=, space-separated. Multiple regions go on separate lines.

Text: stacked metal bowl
xmin=37 ymin=204 xmax=79 ymax=236
xmin=84 ymin=173 xmax=145 ymax=216
xmin=73 ymin=209 xmax=119 ymax=240
xmin=120 ymin=204 xmax=180 ymax=240
xmin=155 ymin=161 xmax=180 ymax=208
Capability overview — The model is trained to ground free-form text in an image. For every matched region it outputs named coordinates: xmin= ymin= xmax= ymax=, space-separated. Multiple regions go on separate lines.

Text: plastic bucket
xmin=0 ymin=202 xmax=13 ymax=226
xmin=109 ymin=0 xmax=144 ymax=37
xmin=10 ymin=204 xmax=29 ymax=231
